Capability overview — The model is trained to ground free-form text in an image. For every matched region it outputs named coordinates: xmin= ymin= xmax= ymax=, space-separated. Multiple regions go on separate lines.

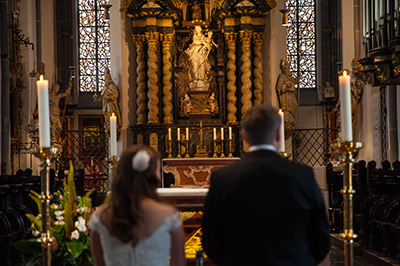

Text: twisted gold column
xmin=225 ymin=32 xmax=238 ymax=124
xmin=240 ymin=30 xmax=253 ymax=115
xmin=253 ymin=32 xmax=264 ymax=105
xmin=161 ymin=33 xmax=174 ymax=124
xmin=146 ymin=31 xmax=160 ymax=124
xmin=132 ymin=34 xmax=147 ymax=124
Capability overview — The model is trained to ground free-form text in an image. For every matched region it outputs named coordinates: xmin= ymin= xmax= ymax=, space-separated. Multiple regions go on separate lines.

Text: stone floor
xmin=319 ymin=244 xmax=375 ymax=266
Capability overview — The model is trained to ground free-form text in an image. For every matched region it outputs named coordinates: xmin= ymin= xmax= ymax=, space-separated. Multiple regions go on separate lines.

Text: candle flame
xmin=343 ymin=71 xmax=347 ymax=77
xmin=279 ymin=109 xmax=283 ymax=115
xmin=111 ymin=112 xmax=115 ymax=117
xmin=39 ymin=75 xmax=44 ymax=82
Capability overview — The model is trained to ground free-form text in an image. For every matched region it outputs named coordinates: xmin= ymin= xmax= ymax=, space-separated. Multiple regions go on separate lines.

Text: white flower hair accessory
xmin=132 ymin=150 xmax=151 ymax=172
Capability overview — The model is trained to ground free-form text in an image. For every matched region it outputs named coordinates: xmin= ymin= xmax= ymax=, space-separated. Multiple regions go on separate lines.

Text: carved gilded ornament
xmin=240 ymin=30 xmax=253 ymax=115
xmin=374 ymin=64 xmax=390 ymax=83
xmin=132 ymin=34 xmax=146 ymax=46
xmin=225 ymin=32 xmax=238 ymax=123
xmin=146 ymin=31 xmax=160 ymax=44
xmin=162 ymin=33 xmax=174 ymax=124
xmin=146 ymin=31 xmax=160 ymax=124
xmin=252 ymin=32 xmax=264 ymax=45
xmin=133 ymin=34 xmax=147 ymax=124
xmin=239 ymin=30 xmax=252 ymax=43
xmin=137 ymin=134 xmax=144 ymax=144
xmin=150 ymin=133 xmax=158 ymax=151
xmin=183 ymin=166 xmax=213 ymax=186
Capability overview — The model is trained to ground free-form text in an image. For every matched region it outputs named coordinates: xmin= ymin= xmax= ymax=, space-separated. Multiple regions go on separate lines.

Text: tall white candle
xmin=221 ymin=127 xmax=224 ymax=140
xmin=168 ymin=128 xmax=171 ymax=140
xmin=229 ymin=127 xmax=232 ymax=140
xmin=279 ymin=109 xmax=285 ymax=152
xmin=37 ymin=75 xmax=51 ymax=148
xmin=339 ymin=70 xmax=353 ymax=141
xmin=213 ymin=128 xmax=216 ymax=140
xmin=110 ymin=113 xmax=117 ymax=156
xmin=186 ymin=127 xmax=189 ymax=140
xmin=177 ymin=128 xmax=180 ymax=141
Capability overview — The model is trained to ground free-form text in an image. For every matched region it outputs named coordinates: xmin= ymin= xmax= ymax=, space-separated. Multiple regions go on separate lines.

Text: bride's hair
xmin=102 ymin=145 xmax=161 ymax=243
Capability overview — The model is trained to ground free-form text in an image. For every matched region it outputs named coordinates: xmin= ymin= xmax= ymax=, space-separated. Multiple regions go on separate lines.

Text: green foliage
xmin=12 ymin=161 xmax=94 ymax=265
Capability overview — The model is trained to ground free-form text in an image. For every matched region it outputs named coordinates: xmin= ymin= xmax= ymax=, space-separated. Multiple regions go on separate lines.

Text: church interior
xmin=1 ymin=0 xmax=400 ymax=265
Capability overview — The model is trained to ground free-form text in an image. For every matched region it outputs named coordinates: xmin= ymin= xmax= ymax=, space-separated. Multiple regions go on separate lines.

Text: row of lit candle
xmin=167 ymin=127 xmax=233 ymax=141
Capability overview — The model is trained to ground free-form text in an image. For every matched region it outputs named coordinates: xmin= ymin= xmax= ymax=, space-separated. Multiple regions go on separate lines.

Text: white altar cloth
xmin=157 ymin=188 xmax=209 ymax=197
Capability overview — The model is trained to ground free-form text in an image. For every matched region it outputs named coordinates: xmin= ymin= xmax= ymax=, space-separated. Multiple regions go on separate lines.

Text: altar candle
xmin=339 ymin=70 xmax=353 ymax=141
xmin=221 ymin=127 xmax=224 ymax=140
xmin=110 ymin=113 xmax=117 ymax=157
xmin=229 ymin=127 xmax=232 ymax=140
xmin=186 ymin=127 xmax=189 ymax=140
xmin=213 ymin=128 xmax=216 ymax=140
xmin=177 ymin=128 xmax=180 ymax=141
xmin=278 ymin=109 xmax=285 ymax=152
xmin=37 ymin=75 xmax=50 ymax=148
xmin=168 ymin=128 xmax=172 ymax=140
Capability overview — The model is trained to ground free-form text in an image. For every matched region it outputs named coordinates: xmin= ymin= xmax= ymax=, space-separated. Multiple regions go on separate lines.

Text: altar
xmin=162 ymin=157 xmax=240 ymax=187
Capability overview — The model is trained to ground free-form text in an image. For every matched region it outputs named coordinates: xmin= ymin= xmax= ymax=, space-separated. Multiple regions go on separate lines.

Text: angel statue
xmin=184 ymin=25 xmax=217 ymax=91
xmin=276 ymin=58 xmax=300 ymax=131
xmin=49 ymin=77 xmax=72 ymax=145
xmin=93 ymin=68 xmax=122 ymax=136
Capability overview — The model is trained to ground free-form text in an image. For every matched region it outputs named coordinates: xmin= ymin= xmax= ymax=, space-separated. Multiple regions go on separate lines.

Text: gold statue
xmin=93 ymin=68 xmax=122 ymax=136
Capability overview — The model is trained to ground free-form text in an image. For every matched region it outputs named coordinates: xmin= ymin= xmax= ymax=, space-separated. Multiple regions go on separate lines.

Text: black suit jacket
xmin=201 ymin=150 xmax=330 ymax=266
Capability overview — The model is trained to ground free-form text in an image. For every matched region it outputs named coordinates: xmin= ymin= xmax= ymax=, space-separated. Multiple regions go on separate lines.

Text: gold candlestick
xmin=177 ymin=140 xmax=182 ymax=158
xmin=280 ymin=152 xmax=291 ymax=159
xmin=220 ymin=139 xmax=226 ymax=158
xmin=228 ymin=139 xmax=233 ymax=157
xmin=168 ymin=139 xmax=172 ymax=158
xmin=30 ymin=146 xmax=62 ymax=266
xmin=106 ymin=156 xmax=120 ymax=189
xmin=185 ymin=140 xmax=190 ymax=158
xmin=213 ymin=140 xmax=218 ymax=157
xmin=331 ymin=141 xmax=363 ymax=266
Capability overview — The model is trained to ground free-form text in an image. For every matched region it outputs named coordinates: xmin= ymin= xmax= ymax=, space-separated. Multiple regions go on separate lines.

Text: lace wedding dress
xmin=89 ymin=212 xmax=182 ymax=266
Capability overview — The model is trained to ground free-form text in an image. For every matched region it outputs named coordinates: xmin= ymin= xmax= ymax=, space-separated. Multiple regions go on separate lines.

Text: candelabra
xmin=177 ymin=140 xmax=182 ymax=158
xmin=212 ymin=140 xmax=218 ymax=158
xmin=228 ymin=139 xmax=233 ymax=157
xmin=185 ymin=140 xmax=190 ymax=158
xmin=331 ymin=141 xmax=363 ymax=266
xmin=30 ymin=146 xmax=61 ymax=266
xmin=220 ymin=139 xmax=226 ymax=158
xmin=168 ymin=140 xmax=173 ymax=158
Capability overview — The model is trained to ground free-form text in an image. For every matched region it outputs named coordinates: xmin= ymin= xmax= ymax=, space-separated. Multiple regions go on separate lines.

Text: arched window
xmin=286 ymin=0 xmax=316 ymax=90
xmin=78 ymin=0 xmax=111 ymax=92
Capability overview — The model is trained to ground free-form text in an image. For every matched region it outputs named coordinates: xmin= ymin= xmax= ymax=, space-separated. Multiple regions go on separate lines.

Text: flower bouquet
xmin=13 ymin=161 xmax=95 ymax=265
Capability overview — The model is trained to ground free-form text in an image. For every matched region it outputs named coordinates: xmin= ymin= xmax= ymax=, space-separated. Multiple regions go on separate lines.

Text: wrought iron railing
xmin=57 ymin=130 xmax=110 ymax=192
xmin=292 ymin=128 xmax=340 ymax=167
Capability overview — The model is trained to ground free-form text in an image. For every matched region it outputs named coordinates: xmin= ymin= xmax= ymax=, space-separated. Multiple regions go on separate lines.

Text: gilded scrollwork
xmin=163 ymin=165 xmax=181 ymax=187
xmin=149 ymin=132 xmax=158 ymax=151
xmin=161 ymin=33 xmax=174 ymax=124
xmin=225 ymin=32 xmax=238 ymax=123
xmin=132 ymin=34 xmax=147 ymax=124
xmin=183 ymin=166 xmax=213 ymax=186
xmin=240 ymin=30 xmax=253 ymax=115
xmin=146 ymin=32 xmax=160 ymax=123
xmin=374 ymin=63 xmax=390 ymax=83
xmin=253 ymin=32 xmax=264 ymax=105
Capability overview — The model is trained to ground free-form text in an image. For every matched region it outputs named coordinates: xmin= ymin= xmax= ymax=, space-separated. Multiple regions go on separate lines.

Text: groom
xmin=201 ymin=104 xmax=330 ymax=265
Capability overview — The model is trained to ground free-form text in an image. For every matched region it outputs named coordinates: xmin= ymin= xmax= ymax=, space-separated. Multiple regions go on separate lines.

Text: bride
xmin=89 ymin=145 xmax=186 ymax=266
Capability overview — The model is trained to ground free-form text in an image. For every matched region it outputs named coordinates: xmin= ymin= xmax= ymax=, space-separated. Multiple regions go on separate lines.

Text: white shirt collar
xmin=248 ymin=144 xmax=276 ymax=153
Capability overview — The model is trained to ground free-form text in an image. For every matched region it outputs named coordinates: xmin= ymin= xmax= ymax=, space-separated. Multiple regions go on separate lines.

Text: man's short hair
xmin=241 ymin=104 xmax=281 ymax=145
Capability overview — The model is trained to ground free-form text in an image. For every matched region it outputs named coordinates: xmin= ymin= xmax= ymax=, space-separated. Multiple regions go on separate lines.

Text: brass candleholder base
xmin=177 ymin=140 xmax=182 ymax=158
xmin=331 ymin=141 xmax=363 ymax=266
xmin=168 ymin=140 xmax=172 ymax=158
xmin=106 ymin=156 xmax=120 ymax=189
xmin=280 ymin=152 xmax=291 ymax=159
xmin=30 ymin=146 xmax=62 ymax=266
xmin=212 ymin=140 xmax=218 ymax=157
xmin=185 ymin=140 xmax=190 ymax=158
xmin=228 ymin=139 xmax=233 ymax=157
xmin=220 ymin=139 xmax=226 ymax=158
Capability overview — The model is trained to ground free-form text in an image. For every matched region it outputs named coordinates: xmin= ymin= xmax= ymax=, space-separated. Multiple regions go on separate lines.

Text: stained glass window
xmin=286 ymin=0 xmax=316 ymax=90
xmin=78 ymin=0 xmax=111 ymax=92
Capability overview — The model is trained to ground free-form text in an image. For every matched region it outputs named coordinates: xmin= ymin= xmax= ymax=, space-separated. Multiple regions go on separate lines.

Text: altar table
xmin=162 ymin=157 xmax=240 ymax=187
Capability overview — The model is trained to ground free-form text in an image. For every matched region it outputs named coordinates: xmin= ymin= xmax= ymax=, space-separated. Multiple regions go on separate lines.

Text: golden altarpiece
xmin=122 ymin=0 xmax=276 ymax=160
